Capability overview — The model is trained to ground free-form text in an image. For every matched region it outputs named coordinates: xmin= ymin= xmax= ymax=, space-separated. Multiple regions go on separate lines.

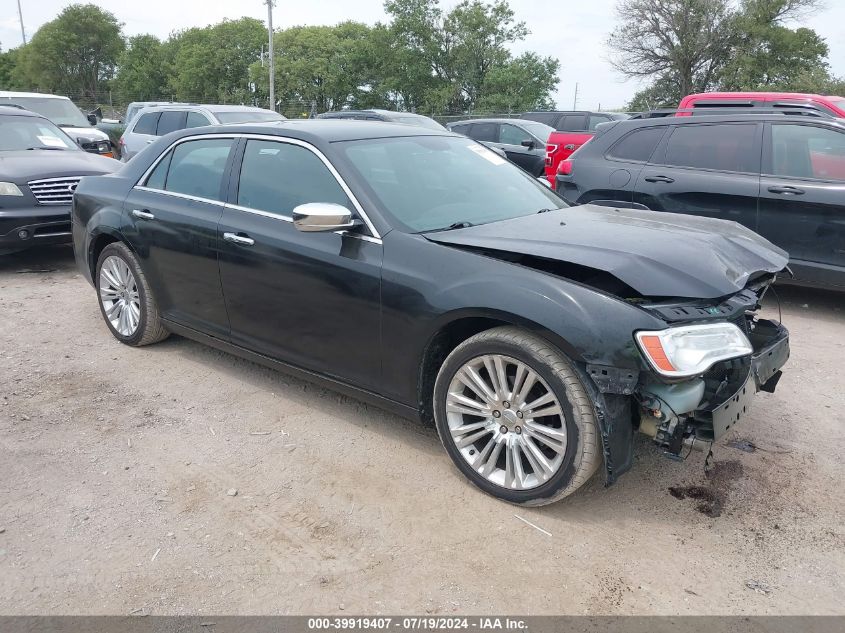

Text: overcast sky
xmin=3 ymin=0 xmax=845 ymax=109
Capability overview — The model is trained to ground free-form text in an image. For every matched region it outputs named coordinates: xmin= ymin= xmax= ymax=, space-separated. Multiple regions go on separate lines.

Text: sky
xmin=3 ymin=0 xmax=845 ymax=110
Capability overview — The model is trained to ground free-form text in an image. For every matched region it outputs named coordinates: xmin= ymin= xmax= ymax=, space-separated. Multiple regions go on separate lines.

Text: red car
xmin=678 ymin=92 xmax=845 ymax=118
xmin=521 ymin=111 xmax=630 ymax=185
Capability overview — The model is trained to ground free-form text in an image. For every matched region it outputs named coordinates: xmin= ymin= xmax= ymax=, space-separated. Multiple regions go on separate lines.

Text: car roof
xmin=448 ymin=118 xmax=542 ymax=125
xmin=0 ymin=105 xmax=43 ymax=117
xmin=611 ymin=113 xmax=845 ymax=129
xmin=137 ymin=104 xmax=273 ymax=113
xmin=0 ymin=91 xmax=71 ymax=100
xmin=166 ymin=119 xmax=456 ymax=143
xmin=683 ymin=91 xmax=844 ymax=102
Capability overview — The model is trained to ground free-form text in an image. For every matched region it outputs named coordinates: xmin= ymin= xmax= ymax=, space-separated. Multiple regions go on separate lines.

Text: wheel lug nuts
xmin=492 ymin=410 xmax=501 ymax=418
xmin=516 ymin=410 xmax=523 ymax=419
xmin=503 ymin=401 xmax=510 ymax=408
xmin=515 ymin=426 xmax=522 ymax=434
xmin=500 ymin=425 xmax=508 ymax=434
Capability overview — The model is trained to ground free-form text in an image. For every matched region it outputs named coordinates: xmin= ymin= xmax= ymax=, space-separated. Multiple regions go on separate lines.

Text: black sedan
xmin=73 ymin=121 xmax=790 ymax=505
xmin=447 ymin=118 xmax=554 ymax=177
xmin=0 ymin=106 xmax=118 ymax=255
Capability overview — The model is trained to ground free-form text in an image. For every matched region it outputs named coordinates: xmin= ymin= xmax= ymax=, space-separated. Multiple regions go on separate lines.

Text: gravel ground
xmin=0 ymin=246 xmax=843 ymax=615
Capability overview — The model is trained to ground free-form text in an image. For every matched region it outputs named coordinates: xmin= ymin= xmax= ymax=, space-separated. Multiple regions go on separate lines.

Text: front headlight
xmin=0 ymin=182 xmax=23 ymax=196
xmin=635 ymin=322 xmax=752 ymax=378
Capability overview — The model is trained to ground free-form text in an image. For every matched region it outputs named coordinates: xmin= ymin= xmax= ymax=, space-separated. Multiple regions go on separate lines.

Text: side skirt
xmin=162 ymin=319 xmax=421 ymax=422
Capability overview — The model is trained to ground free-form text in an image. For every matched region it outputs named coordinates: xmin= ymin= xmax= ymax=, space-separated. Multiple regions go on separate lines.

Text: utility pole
xmin=572 ymin=82 xmax=579 ymax=110
xmin=17 ymin=0 xmax=27 ymax=44
xmin=265 ymin=0 xmax=276 ymax=112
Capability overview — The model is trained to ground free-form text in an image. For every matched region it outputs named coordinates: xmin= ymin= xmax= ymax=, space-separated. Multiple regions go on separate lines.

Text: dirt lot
xmin=0 ymin=246 xmax=843 ymax=615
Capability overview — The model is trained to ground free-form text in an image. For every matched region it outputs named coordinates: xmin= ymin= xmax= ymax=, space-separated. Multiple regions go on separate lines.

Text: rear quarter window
xmin=133 ymin=112 xmax=160 ymax=136
xmin=663 ymin=123 xmax=759 ymax=173
xmin=607 ymin=126 xmax=666 ymax=162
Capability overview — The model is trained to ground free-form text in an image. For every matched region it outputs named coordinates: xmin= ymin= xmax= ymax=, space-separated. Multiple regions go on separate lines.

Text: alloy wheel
xmin=445 ymin=354 xmax=568 ymax=490
xmin=99 ymin=255 xmax=141 ymax=337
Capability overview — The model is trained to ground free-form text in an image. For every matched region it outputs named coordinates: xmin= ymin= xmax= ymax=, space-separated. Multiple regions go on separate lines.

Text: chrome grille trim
xmin=28 ymin=176 xmax=83 ymax=205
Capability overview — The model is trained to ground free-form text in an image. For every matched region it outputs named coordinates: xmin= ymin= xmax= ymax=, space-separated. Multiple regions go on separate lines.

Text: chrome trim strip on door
xmin=133 ymin=132 xmax=382 ymax=239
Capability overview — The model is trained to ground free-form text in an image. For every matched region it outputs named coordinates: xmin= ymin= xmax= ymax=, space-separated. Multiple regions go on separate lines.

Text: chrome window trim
xmin=134 ymin=185 xmax=225 ymax=207
xmin=134 ymin=132 xmax=382 ymax=239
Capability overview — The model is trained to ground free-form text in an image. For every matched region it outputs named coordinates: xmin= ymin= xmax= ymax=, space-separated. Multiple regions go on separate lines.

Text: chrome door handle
xmin=645 ymin=175 xmax=675 ymax=184
xmin=131 ymin=209 xmax=155 ymax=220
xmin=768 ymin=185 xmax=805 ymax=195
xmin=146 ymin=139 xmax=155 ymax=144
xmin=223 ymin=232 xmax=255 ymax=246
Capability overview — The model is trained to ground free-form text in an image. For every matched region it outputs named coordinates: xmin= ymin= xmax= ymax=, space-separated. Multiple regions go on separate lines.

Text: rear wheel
xmin=433 ymin=326 xmax=601 ymax=506
xmin=96 ymin=242 xmax=169 ymax=346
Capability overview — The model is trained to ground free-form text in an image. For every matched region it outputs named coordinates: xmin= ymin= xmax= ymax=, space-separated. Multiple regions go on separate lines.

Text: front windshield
xmin=339 ymin=135 xmax=567 ymax=233
xmin=213 ymin=111 xmax=285 ymax=124
xmin=0 ymin=96 xmax=89 ymax=127
xmin=391 ymin=115 xmax=447 ymax=131
xmin=0 ymin=114 xmax=78 ymax=151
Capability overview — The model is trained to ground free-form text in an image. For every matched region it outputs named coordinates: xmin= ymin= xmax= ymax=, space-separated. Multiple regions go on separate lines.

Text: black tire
xmin=95 ymin=242 xmax=169 ymax=346
xmin=433 ymin=326 xmax=601 ymax=506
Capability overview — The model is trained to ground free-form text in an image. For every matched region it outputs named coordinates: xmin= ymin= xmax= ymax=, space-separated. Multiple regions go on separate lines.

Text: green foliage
xmin=613 ymin=0 xmax=840 ymax=111
xmin=0 ymin=46 xmax=21 ymax=89
xmin=168 ymin=18 xmax=266 ymax=103
xmin=113 ymin=35 xmax=169 ymax=101
xmin=14 ymin=4 xmax=124 ymax=99
xmin=477 ymin=53 xmax=560 ymax=113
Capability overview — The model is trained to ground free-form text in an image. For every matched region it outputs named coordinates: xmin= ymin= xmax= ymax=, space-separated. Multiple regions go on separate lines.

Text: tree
xmin=0 ymin=45 xmax=20 ymax=89
xmin=384 ymin=0 xmax=543 ymax=113
xmin=608 ymin=0 xmax=737 ymax=104
xmin=720 ymin=0 xmax=829 ymax=90
xmin=14 ymin=4 xmax=124 ymax=100
xmin=477 ymin=52 xmax=559 ymax=112
xmin=168 ymin=18 xmax=265 ymax=103
xmin=113 ymin=35 xmax=169 ymax=101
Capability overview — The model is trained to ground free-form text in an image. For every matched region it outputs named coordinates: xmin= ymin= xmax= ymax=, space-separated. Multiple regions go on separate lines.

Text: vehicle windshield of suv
xmin=390 ymin=115 xmax=447 ymax=131
xmin=211 ymin=111 xmax=285 ymax=124
xmin=340 ymin=135 xmax=567 ymax=232
xmin=0 ymin=96 xmax=90 ymax=128
xmin=0 ymin=114 xmax=77 ymax=151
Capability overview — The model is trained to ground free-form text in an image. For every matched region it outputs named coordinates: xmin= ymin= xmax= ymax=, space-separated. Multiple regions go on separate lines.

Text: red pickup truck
xmin=522 ymin=111 xmax=630 ymax=185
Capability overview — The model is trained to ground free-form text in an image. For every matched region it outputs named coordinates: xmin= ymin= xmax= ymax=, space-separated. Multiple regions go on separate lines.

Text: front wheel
xmin=433 ymin=326 xmax=601 ymax=506
xmin=96 ymin=242 xmax=169 ymax=346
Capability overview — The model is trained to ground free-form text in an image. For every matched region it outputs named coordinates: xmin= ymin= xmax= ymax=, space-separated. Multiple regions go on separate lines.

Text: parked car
xmin=73 ymin=120 xmax=789 ymax=505
xmin=0 ymin=91 xmax=114 ymax=157
xmin=119 ymin=104 xmax=286 ymax=161
xmin=679 ymin=91 xmax=845 ymax=118
xmin=95 ymin=102 xmax=188 ymax=158
xmin=446 ymin=118 xmax=554 ymax=177
xmin=521 ymin=110 xmax=630 ymax=184
xmin=317 ymin=109 xmax=446 ymax=131
xmin=0 ymin=106 xmax=118 ymax=255
xmin=555 ymin=113 xmax=845 ymax=291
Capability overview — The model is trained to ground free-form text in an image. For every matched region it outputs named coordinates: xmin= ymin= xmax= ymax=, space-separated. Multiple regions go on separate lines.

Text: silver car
xmin=119 ymin=104 xmax=286 ymax=161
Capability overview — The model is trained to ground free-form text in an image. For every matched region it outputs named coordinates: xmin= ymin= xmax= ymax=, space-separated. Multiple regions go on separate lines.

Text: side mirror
xmin=521 ymin=139 xmax=535 ymax=149
xmin=292 ymin=202 xmax=358 ymax=232
xmin=87 ymin=113 xmax=98 ymax=126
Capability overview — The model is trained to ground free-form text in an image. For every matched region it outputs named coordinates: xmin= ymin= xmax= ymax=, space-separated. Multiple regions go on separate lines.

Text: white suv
xmin=119 ymin=104 xmax=285 ymax=161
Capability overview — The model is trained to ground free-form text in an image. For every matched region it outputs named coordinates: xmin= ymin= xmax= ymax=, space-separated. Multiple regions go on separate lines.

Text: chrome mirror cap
xmin=292 ymin=202 xmax=356 ymax=232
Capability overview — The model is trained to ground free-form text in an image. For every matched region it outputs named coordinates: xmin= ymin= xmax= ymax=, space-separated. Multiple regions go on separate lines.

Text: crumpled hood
xmin=425 ymin=205 xmax=789 ymax=299
xmin=0 ymin=150 xmax=119 ymax=183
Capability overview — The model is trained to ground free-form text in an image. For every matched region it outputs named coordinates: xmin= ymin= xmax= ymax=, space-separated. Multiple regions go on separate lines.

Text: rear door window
xmin=587 ymin=114 xmax=612 ymax=131
xmin=133 ymin=112 xmax=160 ymax=135
xmin=663 ymin=124 xmax=759 ymax=173
xmin=469 ymin=122 xmax=498 ymax=142
xmin=151 ymin=138 xmax=235 ymax=201
xmin=450 ymin=123 xmax=471 ymax=135
xmin=608 ymin=127 xmax=666 ymax=162
xmin=156 ymin=111 xmax=187 ymax=136
xmin=559 ymin=114 xmax=587 ymax=131
xmin=768 ymin=124 xmax=845 ymax=181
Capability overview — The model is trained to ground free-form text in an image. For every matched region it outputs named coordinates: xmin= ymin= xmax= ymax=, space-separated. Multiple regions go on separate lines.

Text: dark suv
xmin=556 ymin=114 xmax=845 ymax=291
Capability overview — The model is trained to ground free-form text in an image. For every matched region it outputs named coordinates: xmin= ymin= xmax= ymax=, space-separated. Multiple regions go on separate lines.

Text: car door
xmin=758 ymin=122 xmax=845 ymax=284
xmin=217 ymin=137 xmax=383 ymax=390
xmin=633 ymin=122 xmax=762 ymax=230
xmin=123 ymin=136 xmax=236 ymax=338
xmin=498 ymin=123 xmax=540 ymax=173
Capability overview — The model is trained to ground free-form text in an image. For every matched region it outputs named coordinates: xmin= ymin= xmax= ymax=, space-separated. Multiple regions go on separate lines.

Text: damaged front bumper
xmin=693 ymin=319 xmax=789 ymax=442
